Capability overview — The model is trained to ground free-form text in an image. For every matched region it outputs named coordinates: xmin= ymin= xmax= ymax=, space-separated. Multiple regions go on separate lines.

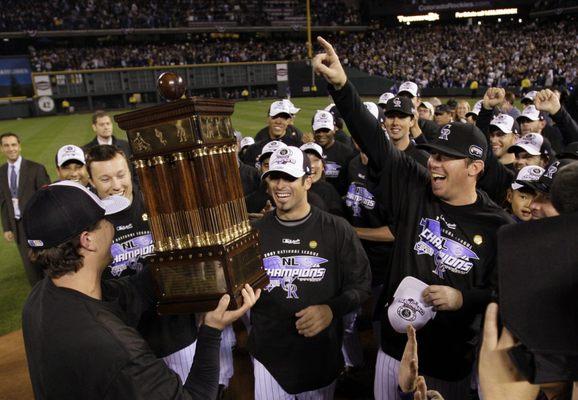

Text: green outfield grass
xmin=0 ymin=95 xmax=485 ymax=335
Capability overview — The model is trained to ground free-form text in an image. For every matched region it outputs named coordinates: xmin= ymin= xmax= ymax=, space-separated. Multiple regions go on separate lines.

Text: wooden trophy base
xmin=147 ymin=230 xmax=268 ymax=314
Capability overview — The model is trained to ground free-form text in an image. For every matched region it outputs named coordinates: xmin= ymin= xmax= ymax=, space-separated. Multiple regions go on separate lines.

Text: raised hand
xmin=483 ymin=87 xmax=506 ymax=110
xmin=399 ymin=325 xmax=419 ymax=393
xmin=312 ymin=36 xmax=348 ymax=90
xmin=534 ymin=89 xmax=561 ymax=115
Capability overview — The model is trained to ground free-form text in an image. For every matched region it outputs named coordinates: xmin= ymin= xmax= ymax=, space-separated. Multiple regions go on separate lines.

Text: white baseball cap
xmin=522 ymin=90 xmax=538 ymax=103
xmin=466 ymin=100 xmax=483 ymax=117
xmin=378 ymin=92 xmax=395 ymax=106
xmin=507 ymin=133 xmax=549 ymax=156
xmin=511 ymin=165 xmax=545 ymax=190
xmin=300 ymin=142 xmax=324 ymax=160
xmin=312 ymin=110 xmax=334 ymax=131
xmin=240 ymin=136 xmax=255 ymax=149
xmin=518 ymin=105 xmax=544 ymax=122
xmin=387 ymin=277 xmax=436 ymax=333
xmin=282 ymin=99 xmax=300 ymax=114
xmin=398 ymin=81 xmax=419 ymax=98
xmin=364 ymin=102 xmax=379 ymax=120
xmin=418 ymin=101 xmax=435 ymax=115
xmin=261 ymin=146 xmax=311 ymax=180
xmin=269 ymin=100 xmax=293 ymax=117
xmin=56 ymin=145 xmax=86 ymax=167
xmin=258 ymin=140 xmax=287 ymax=163
xmin=489 ymin=114 xmax=516 ymax=134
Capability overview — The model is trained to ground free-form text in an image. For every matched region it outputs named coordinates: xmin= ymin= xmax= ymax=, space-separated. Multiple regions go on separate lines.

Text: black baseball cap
xmin=557 ymin=142 xmax=578 ymax=160
xmin=434 ymin=104 xmax=452 ymax=115
xmin=384 ymin=96 xmax=414 ymax=117
xmin=24 ymin=181 xmax=130 ymax=249
xmin=523 ymin=159 xmax=575 ymax=194
xmin=417 ymin=122 xmax=488 ymax=161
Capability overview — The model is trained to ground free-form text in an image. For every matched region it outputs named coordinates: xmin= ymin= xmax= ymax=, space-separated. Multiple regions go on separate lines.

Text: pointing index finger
xmin=316 ymin=36 xmax=336 ymax=56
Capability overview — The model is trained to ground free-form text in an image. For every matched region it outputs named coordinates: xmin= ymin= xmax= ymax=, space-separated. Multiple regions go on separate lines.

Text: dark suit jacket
xmin=83 ymin=135 xmax=132 ymax=158
xmin=0 ymin=159 xmax=51 ymax=232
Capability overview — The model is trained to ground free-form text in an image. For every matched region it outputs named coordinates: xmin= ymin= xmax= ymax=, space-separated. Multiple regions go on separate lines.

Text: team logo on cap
xmin=396 ymin=299 xmax=425 ymax=322
xmin=439 ymin=125 xmax=451 ymax=140
xmin=544 ymin=162 xmax=559 ymax=179
xmin=27 ymin=239 xmax=44 ymax=247
xmin=393 ymin=98 xmax=401 ymax=108
xmin=469 ymin=145 xmax=483 ymax=158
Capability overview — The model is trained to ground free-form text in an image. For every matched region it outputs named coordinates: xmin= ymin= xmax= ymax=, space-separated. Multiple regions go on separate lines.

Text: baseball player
xmin=249 ymin=146 xmax=371 ymax=399
xmin=21 ymin=181 xmax=260 ymax=399
xmin=313 ymin=37 xmax=513 ymax=400
xmin=55 ymin=144 xmax=90 ymax=187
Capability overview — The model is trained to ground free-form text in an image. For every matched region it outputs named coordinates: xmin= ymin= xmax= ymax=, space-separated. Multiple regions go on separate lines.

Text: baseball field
xmin=0 ymin=95 xmax=489 ymax=335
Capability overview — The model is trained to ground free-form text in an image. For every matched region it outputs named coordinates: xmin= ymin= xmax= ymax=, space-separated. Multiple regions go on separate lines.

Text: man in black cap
xmin=383 ymin=96 xmax=429 ymax=167
xmin=21 ymin=180 xmax=260 ymax=399
xmin=313 ymin=36 xmax=513 ymax=400
xmin=526 ymin=159 xmax=578 ymax=220
xmin=433 ymin=104 xmax=453 ymax=127
xmin=396 ymin=81 xmax=440 ymax=141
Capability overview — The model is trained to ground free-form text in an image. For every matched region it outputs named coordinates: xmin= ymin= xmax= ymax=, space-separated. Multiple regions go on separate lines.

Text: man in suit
xmin=0 ymin=132 xmax=51 ymax=286
xmin=83 ymin=110 xmax=132 ymax=157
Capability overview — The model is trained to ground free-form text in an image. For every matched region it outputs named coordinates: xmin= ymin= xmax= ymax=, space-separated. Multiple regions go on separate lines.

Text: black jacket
xmin=330 ymin=80 xmax=513 ymax=381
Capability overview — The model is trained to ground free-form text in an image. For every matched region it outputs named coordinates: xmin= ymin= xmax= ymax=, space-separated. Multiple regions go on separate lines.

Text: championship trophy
xmin=114 ymin=72 xmax=268 ymax=314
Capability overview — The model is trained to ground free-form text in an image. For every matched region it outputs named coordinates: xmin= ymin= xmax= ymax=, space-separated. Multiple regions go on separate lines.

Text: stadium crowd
xmin=0 ymin=0 xmax=358 ymax=31
xmin=28 ymin=17 xmax=577 ymax=89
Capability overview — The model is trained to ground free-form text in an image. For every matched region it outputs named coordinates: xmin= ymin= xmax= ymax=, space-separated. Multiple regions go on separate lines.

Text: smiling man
xmin=313 ymin=37 xmax=513 ymax=400
xmin=249 ymin=146 xmax=371 ymax=400
xmin=55 ymin=145 xmax=90 ymax=187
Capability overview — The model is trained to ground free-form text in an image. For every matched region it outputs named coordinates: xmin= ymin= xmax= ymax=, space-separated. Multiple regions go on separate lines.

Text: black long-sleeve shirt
xmin=249 ymin=206 xmax=371 ymax=393
xmin=330 ymin=80 xmax=513 ymax=381
xmin=22 ymin=270 xmax=221 ymax=400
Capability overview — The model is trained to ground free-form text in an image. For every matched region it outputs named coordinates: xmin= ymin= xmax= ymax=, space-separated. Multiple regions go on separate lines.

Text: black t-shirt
xmin=322 ymin=140 xmax=354 ymax=196
xmin=22 ymin=273 xmax=221 ymax=400
xmin=345 ymin=155 xmax=393 ymax=286
xmin=249 ymin=207 xmax=371 ymax=394
xmin=310 ymin=180 xmax=344 ymax=217
xmin=254 ymin=124 xmax=303 ymax=143
xmin=331 ymin=81 xmax=513 ymax=381
xmin=104 ymin=193 xmax=153 ymax=280
xmin=334 ymin=129 xmax=353 ymax=148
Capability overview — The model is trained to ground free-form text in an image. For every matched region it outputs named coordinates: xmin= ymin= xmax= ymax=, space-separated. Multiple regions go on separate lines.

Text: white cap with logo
xmin=387 ymin=276 xmax=436 ymax=333
xmin=300 ymin=142 xmax=325 ymax=160
xmin=282 ymin=99 xmax=301 ymax=115
xmin=518 ymin=105 xmax=543 ymax=122
xmin=508 ymin=133 xmax=545 ymax=156
xmin=489 ymin=114 xmax=516 ymax=134
xmin=378 ymin=92 xmax=395 ymax=106
xmin=312 ymin=110 xmax=334 ymax=131
xmin=511 ymin=165 xmax=545 ymax=190
xmin=398 ymin=81 xmax=419 ymax=98
xmin=57 ymin=145 xmax=86 ymax=167
xmin=240 ymin=136 xmax=255 ymax=149
xmin=262 ymin=146 xmax=311 ymax=179
xmin=269 ymin=100 xmax=293 ymax=117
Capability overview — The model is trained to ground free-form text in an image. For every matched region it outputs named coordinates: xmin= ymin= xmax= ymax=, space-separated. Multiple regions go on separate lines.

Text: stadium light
xmin=455 ymin=8 xmax=518 ymax=18
xmin=397 ymin=13 xmax=440 ymax=23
